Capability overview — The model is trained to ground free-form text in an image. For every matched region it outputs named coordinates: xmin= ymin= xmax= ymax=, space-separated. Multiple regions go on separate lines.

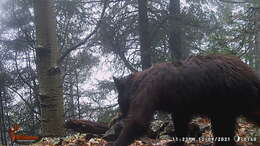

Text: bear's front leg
xmin=112 ymin=100 xmax=155 ymax=146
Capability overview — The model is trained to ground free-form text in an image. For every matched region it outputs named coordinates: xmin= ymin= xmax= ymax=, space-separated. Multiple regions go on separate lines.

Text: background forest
xmin=0 ymin=0 xmax=260 ymax=145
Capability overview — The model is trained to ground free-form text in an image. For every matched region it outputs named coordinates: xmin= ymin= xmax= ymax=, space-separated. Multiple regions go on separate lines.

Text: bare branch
xmin=14 ymin=52 xmax=36 ymax=91
xmin=219 ymin=0 xmax=253 ymax=4
xmin=7 ymin=86 xmax=40 ymax=115
xmin=58 ymin=0 xmax=108 ymax=64
xmin=117 ymin=50 xmax=138 ymax=72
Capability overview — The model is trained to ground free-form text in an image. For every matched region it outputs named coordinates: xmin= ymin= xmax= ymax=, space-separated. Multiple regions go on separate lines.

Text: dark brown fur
xmin=112 ymin=55 xmax=260 ymax=146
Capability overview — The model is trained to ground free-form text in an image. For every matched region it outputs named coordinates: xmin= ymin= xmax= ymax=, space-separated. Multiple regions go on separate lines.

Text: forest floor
xmin=29 ymin=119 xmax=260 ymax=146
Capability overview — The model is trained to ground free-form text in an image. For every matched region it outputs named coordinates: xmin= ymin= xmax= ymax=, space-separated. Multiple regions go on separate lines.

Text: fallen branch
xmin=65 ymin=120 xmax=109 ymax=134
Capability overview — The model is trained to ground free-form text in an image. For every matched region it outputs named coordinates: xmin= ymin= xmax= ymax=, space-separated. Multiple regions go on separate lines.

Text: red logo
xmin=8 ymin=124 xmax=42 ymax=144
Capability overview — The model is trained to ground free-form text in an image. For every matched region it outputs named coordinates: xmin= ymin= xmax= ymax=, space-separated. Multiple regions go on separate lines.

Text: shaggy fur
xmin=112 ymin=55 xmax=260 ymax=146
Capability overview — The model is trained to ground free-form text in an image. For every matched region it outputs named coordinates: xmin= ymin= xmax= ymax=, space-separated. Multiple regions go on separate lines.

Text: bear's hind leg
xmin=169 ymin=113 xmax=191 ymax=146
xmin=211 ymin=115 xmax=237 ymax=146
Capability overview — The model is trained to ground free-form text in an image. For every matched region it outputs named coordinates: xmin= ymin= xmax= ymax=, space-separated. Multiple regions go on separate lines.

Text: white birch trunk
xmin=33 ymin=0 xmax=65 ymax=137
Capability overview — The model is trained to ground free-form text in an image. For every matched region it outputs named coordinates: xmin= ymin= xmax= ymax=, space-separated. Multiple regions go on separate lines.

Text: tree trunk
xmin=138 ymin=0 xmax=152 ymax=70
xmin=255 ymin=8 xmax=260 ymax=77
xmin=254 ymin=6 xmax=260 ymax=139
xmin=169 ymin=0 xmax=187 ymax=61
xmin=75 ymin=71 xmax=81 ymax=119
xmin=33 ymin=0 xmax=65 ymax=137
xmin=0 ymin=87 xmax=4 ymax=145
xmin=68 ymin=80 xmax=75 ymax=119
xmin=0 ymin=84 xmax=7 ymax=145
xmin=1 ymin=88 xmax=7 ymax=145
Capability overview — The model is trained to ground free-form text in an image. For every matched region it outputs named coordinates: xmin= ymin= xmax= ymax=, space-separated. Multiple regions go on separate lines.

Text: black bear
xmin=112 ymin=55 xmax=260 ymax=146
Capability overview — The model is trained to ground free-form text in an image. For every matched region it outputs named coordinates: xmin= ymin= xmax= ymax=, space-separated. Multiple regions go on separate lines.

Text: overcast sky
xmin=0 ymin=0 xmax=6 ymax=7
xmin=0 ymin=0 xmax=6 ymax=13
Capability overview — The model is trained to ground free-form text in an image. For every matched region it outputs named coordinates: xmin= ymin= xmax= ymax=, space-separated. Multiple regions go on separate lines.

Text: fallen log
xmin=65 ymin=120 xmax=109 ymax=134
